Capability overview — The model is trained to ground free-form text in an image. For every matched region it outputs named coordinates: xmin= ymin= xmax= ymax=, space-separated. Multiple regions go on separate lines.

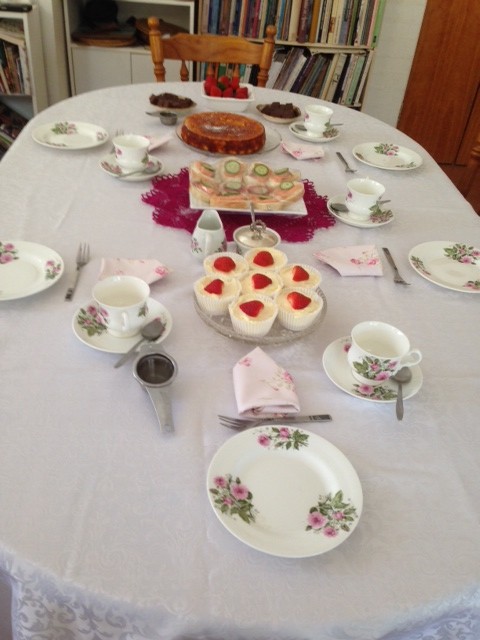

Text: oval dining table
xmin=0 ymin=81 xmax=479 ymax=640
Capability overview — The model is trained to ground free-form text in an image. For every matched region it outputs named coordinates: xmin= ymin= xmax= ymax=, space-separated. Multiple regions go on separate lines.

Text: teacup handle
xmin=400 ymin=349 xmax=422 ymax=367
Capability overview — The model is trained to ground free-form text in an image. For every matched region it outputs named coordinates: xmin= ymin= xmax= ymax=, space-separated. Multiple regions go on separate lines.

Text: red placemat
xmin=142 ymin=167 xmax=335 ymax=242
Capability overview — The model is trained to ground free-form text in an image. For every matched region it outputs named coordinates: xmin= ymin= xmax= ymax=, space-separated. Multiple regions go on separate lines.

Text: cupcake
xmin=279 ymin=263 xmax=322 ymax=290
xmin=204 ymin=251 xmax=249 ymax=279
xmin=194 ymin=275 xmax=241 ymax=315
xmin=240 ymin=270 xmax=283 ymax=298
xmin=228 ymin=294 xmax=278 ymax=338
xmin=244 ymin=247 xmax=288 ymax=272
xmin=276 ymin=287 xmax=324 ymax=332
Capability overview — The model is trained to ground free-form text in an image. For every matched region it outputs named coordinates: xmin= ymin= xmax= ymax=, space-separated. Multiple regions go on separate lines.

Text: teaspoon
xmin=392 ymin=367 xmax=412 ymax=420
xmin=114 ymin=318 xmax=166 ymax=368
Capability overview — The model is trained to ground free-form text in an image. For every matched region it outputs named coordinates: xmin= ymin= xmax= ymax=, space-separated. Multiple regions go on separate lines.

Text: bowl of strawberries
xmin=201 ymin=76 xmax=255 ymax=112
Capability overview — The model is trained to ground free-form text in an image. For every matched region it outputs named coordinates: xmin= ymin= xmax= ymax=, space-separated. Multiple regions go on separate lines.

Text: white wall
xmin=361 ymin=0 xmax=427 ymax=127
xmin=37 ymin=0 xmax=70 ymax=105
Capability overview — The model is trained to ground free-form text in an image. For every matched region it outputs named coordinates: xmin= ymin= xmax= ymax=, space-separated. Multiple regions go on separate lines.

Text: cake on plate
xmin=240 ymin=271 xmax=283 ymax=298
xmin=203 ymin=252 xmax=249 ymax=279
xmin=244 ymin=247 xmax=288 ymax=272
xmin=276 ymin=287 xmax=324 ymax=331
xmin=194 ymin=275 xmax=241 ymax=315
xmin=181 ymin=112 xmax=266 ymax=155
xmin=228 ymin=294 xmax=278 ymax=338
xmin=279 ymin=263 xmax=322 ymax=290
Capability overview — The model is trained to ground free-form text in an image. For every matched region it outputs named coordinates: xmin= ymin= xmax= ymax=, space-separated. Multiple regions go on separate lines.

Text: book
xmin=309 ymin=54 xmax=330 ymax=97
xmin=338 ymin=0 xmax=354 ymax=44
xmin=281 ymin=46 xmax=308 ymax=90
xmin=288 ymin=0 xmax=303 ymax=41
xmin=308 ymin=0 xmax=322 ymax=43
xmin=0 ymin=100 xmax=28 ymax=150
xmin=338 ymin=52 xmax=359 ymax=103
xmin=297 ymin=0 xmax=313 ymax=43
xmin=218 ymin=0 xmax=232 ymax=34
xmin=344 ymin=52 xmax=366 ymax=104
xmin=291 ymin=50 xmax=318 ymax=92
xmin=350 ymin=49 xmax=373 ymax=104
xmin=319 ymin=0 xmax=333 ymax=43
xmin=266 ymin=46 xmax=289 ymax=88
xmin=369 ymin=0 xmax=386 ymax=48
xmin=324 ymin=51 xmax=347 ymax=101
xmin=287 ymin=47 xmax=312 ymax=91
xmin=208 ymin=0 xmax=221 ymax=33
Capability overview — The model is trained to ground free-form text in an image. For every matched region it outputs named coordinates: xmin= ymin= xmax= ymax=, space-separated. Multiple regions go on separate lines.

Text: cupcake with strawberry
xmin=204 ymin=251 xmax=249 ymax=279
xmin=240 ymin=270 xmax=283 ymax=298
xmin=276 ymin=287 xmax=324 ymax=332
xmin=194 ymin=275 xmax=241 ymax=315
xmin=244 ymin=247 xmax=288 ymax=272
xmin=228 ymin=294 xmax=278 ymax=338
xmin=279 ymin=263 xmax=322 ymax=291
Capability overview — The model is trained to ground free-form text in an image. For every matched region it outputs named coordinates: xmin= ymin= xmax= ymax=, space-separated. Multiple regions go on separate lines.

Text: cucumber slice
xmin=201 ymin=162 xmax=215 ymax=174
xmin=224 ymin=160 xmax=242 ymax=175
xmin=253 ymin=163 xmax=269 ymax=177
xmin=279 ymin=181 xmax=294 ymax=190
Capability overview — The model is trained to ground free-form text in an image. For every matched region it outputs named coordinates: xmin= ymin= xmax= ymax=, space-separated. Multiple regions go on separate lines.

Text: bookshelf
xmin=0 ymin=4 xmax=48 ymax=115
xmin=199 ymin=0 xmax=386 ymax=106
xmin=63 ymin=0 xmax=196 ymax=95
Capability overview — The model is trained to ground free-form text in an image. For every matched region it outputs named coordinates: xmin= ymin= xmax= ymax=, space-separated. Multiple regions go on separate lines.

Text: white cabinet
xmin=0 ymin=5 xmax=48 ymax=117
xmin=63 ymin=0 xmax=196 ymax=95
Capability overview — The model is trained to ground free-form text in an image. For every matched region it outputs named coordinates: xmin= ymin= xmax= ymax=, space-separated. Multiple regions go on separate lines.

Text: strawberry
xmin=235 ymin=87 xmax=249 ymax=99
xmin=251 ymin=273 xmax=272 ymax=290
xmin=239 ymin=300 xmax=264 ymax=317
xmin=213 ymin=256 xmax=236 ymax=272
xmin=253 ymin=250 xmax=274 ymax=267
xmin=204 ymin=278 xmax=223 ymax=294
xmin=223 ymin=87 xmax=234 ymax=98
xmin=287 ymin=291 xmax=311 ymax=310
xmin=292 ymin=265 xmax=309 ymax=282
xmin=231 ymin=76 xmax=240 ymax=90
xmin=218 ymin=75 xmax=230 ymax=88
xmin=210 ymin=85 xmax=222 ymax=97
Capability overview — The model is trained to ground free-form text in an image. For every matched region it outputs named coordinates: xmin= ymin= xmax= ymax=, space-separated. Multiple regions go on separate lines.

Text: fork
xmin=382 ymin=247 xmax=411 ymax=285
xmin=336 ymin=151 xmax=357 ymax=173
xmin=65 ymin=243 xmax=90 ymax=300
xmin=218 ymin=414 xmax=332 ymax=430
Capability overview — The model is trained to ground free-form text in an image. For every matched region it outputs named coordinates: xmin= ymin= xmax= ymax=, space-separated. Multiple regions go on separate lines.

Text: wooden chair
xmin=147 ymin=18 xmax=276 ymax=87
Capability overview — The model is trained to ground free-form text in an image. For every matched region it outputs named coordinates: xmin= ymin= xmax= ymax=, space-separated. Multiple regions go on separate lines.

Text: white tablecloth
xmin=1 ymin=82 xmax=479 ymax=640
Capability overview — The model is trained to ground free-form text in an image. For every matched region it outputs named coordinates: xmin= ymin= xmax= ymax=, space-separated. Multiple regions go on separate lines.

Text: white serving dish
xmin=200 ymin=82 xmax=255 ymax=112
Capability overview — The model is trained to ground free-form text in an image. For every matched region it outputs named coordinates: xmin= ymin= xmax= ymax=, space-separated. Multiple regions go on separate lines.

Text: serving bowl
xmin=201 ymin=83 xmax=255 ymax=113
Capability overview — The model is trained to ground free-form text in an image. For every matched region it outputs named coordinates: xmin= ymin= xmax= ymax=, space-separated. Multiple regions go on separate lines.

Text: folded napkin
xmin=314 ymin=245 xmax=383 ymax=276
xmin=233 ymin=347 xmax=300 ymax=417
xmin=281 ymin=140 xmax=325 ymax=161
xmin=98 ymin=258 xmax=171 ymax=283
xmin=147 ymin=134 xmax=173 ymax=152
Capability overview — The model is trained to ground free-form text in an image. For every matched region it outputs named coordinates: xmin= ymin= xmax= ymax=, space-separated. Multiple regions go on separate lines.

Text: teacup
xmin=191 ymin=209 xmax=227 ymax=259
xmin=345 ymin=177 xmax=385 ymax=220
xmin=113 ymin=134 xmax=150 ymax=170
xmin=304 ymin=104 xmax=334 ymax=136
xmin=347 ymin=321 xmax=422 ymax=386
xmin=93 ymin=275 xmax=150 ymax=338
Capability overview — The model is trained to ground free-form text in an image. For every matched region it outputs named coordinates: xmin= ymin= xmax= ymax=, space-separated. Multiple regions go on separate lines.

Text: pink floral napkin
xmin=314 ymin=245 xmax=383 ymax=276
xmin=281 ymin=140 xmax=325 ymax=161
xmin=98 ymin=258 xmax=171 ymax=283
xmin=233 ymin=347 xmax=300 ymax=417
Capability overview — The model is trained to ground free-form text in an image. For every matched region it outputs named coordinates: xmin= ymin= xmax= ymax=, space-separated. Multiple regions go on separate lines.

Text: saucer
xmin=327 ymin=195 xmax=394 ymax=228
xmin=100 ymin=154 xmax=163 ymax=181
xmin=289 ymin=122 xmax=340 ymax=143
xmin=322 ymin=337 xmax=423 ymax=403
xmin=72 ymin=297 xmax=172 ymax=353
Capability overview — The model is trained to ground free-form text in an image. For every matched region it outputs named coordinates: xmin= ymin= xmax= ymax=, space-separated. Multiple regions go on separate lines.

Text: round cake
xmin=181 ymin=112 xmax=266 ymax=155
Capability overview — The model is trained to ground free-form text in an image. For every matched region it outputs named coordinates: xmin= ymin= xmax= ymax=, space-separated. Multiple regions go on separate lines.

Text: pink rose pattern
xmin=210 ymin=427 xmax=358 ymax=539
xmin=1 ymin=242 xmax=61 ymax=281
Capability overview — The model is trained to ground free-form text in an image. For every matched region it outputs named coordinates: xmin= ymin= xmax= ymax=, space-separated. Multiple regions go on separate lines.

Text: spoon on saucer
xmin=330 ymin=199 xmax=391 ymax=213
xmin=115 ymin=165 xmax=160 ymax=179
xmin=392 ymin=367 xmax=412 ymax=420
xmin=114 ymin=318 xmax=166 ymax=368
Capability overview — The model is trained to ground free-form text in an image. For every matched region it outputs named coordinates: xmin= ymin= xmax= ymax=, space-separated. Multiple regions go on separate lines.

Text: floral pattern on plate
xmin=409 ymin=241 xmax=480 ymax=293
xmin=352 ymin=142 xmax=422 ymax=171
xmin=32 ymin=121 xmax=109 ymax=149
xmin=207 ymin=426 xmax=362 ymax=557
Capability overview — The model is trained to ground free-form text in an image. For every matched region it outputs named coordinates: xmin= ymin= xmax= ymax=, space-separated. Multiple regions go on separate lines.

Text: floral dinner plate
xmin=72 ymin=297 xmax=172 ymax=353
xmin=352 ymin=142 xmax=422 ymax=171
xmin=0 ymin=240 xmax=64 ymax=301
xmin=207 ymin=426 xmax=362 ymax=557
xmin=32 ymin=121 xmax=109 ymax=150
xmin=322 ymin=336 xmax=423 ymax=403
xmin=408 ymin=241 xmax=480 ymax=293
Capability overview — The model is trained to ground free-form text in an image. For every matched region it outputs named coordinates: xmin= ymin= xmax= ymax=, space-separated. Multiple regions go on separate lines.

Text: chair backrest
xmin=147 ymin=18 xmax=276 ymax=88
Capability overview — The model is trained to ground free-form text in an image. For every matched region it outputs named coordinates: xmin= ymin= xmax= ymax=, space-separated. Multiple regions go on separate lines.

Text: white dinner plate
xmin=327 ymin=195 xmax=394 ymax=228
xmin=148 ymin=94 xmax=196 ymax=114
xmin=0 ymin=240 xmax=64 ymax=301
xmin=100 ymin=154 xmax=163 ymax=181
xmin=207 ymin=426 xmax=362 ymax=557
xmin=177 ymin=125 xmax=282 ymax=156
xmin=72 ymin=297 xmax=172 ymax=353
xmin=32 ymin=121 xmax=109 ymax=150
xmin=289 ymin=122 xmax=340 ymax=142
xmin=352 ymin=142 xmax=422 ymax=170
xmin=408 ymin=241 xmax=480 ymax=293
xmin=322 ymin=336 xmax=423 ymax=402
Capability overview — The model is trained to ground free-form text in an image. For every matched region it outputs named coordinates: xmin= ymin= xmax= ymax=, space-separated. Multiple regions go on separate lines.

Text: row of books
xmin=0 ymin=19 xmax=31 ymax=96
xmin=201 ymin=0 xmax=385 ymax=47
xmin=266 ymin=46 xmax=372 ymax=104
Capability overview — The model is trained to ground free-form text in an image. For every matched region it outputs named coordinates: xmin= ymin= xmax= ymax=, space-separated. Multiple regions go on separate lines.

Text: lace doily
xmin=141 ymin=167 xmax=335 ymax=243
